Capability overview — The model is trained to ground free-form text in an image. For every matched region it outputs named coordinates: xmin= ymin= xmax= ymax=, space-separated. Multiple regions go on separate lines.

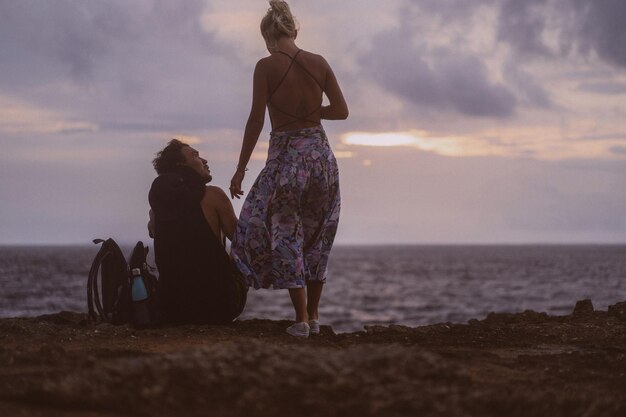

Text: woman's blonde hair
xmin=260 ymin=0 xmax=298 ymax=49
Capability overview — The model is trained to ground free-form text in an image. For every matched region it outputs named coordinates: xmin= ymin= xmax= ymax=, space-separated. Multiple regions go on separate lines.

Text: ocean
xmin=0 ymin=245 xmax=624 ymax=333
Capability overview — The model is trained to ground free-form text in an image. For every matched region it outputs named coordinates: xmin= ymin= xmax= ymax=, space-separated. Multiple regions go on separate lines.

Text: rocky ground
xmin=1 ymin=300 xmax=626 ymax=417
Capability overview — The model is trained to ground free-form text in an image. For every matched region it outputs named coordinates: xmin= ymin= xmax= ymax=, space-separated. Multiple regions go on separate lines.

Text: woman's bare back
xmin=262 ymin=50 xmax=328 ymax=132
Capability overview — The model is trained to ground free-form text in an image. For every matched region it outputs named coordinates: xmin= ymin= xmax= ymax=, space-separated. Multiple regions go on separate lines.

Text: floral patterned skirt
xmin=231 ymin=125 xmax=340 ymax=289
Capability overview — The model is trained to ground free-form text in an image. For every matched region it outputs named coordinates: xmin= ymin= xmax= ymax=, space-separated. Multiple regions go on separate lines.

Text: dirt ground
xmin=1 ymin=300 xmax=625 ymax=417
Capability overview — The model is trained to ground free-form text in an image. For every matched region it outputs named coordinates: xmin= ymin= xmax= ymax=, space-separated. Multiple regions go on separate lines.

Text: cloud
xmin=404 ymin=0 xmax=494 ymax=23
xmin=567 ymin=0 xmax=626 ymax=68
xmin=577 ymin=81 xmax=626 ymax=95
xmin=609 ymin=145 xmax=626 ymax=155
xmin=497 ymin=0 xmax=553 ymax=57
xmin=361 ymin=29 xmax=517 ymax=118
xmin=492 ymin=0 xmax=626 ymax=69
xmin=0 ymin=96 xmax=98 ymax=134
xmin=0 ymin=0 xmax=250 ymax=134
xmin=502 ymin=61 xmax=553 ymax=108
xmin=0 ymin=0 xmax=215 ymax=81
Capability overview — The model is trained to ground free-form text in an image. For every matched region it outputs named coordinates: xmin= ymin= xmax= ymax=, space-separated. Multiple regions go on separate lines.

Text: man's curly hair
xmin=152 ymin=139 xmax=189 ymax=175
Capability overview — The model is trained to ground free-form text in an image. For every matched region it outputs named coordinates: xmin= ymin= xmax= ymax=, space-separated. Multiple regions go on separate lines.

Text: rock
xmin=364 ymin=324 xmax=413 ymax=334
xmin=389 ymin=324 xmax=411 ymax=334
xmin=319 ymin=325 xmax=336 ymax=336
xmin=34 ymin=311 xmax=88 ymax=325
xmin=608 ymin=301 xmax=626 ymax=321
xmin=484 ymin=310 xmax=549 ymax=324
xmin=364 ymin=325 xmax=389 ymax=335
xmin=572 ymin=299 xmax=594 ymax=317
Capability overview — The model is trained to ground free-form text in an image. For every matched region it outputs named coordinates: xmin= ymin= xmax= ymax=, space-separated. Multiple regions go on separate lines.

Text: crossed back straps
xmin=266 ymin=49 xmax=325 ymax=131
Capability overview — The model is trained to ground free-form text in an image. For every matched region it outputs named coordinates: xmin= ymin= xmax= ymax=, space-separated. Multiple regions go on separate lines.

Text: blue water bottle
xmin=131 ymin=268 xmax=150 ymax=327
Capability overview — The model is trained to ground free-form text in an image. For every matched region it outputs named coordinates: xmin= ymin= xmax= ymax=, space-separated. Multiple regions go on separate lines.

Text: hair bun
xmin=269 ymin=0 xmax=289 ymax=13
xmin=261 ymin=0 xmax=298 ymax=46
xmin=269 ymin=1 xmax=290 ymax=23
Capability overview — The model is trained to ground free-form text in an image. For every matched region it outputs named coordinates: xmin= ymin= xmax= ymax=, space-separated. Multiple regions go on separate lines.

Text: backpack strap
xmin=87 ymin=238 xmax=128 ymax=323
xmin=87 ymin=239 xmax=107 ymax=322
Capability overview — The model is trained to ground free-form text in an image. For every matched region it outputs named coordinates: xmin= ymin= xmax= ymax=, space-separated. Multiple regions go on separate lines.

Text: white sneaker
xmin=286 ymin=322 xmax=310 ymax=338
xmin=309 ymin=320 xmax=320 ymax=335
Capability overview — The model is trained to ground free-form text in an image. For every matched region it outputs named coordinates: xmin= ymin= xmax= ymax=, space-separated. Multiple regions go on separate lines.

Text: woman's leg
xmin=288 ymin=288 xmax=309 ymax=323
xmin=306 ymin=281 xmax=323 ymax=320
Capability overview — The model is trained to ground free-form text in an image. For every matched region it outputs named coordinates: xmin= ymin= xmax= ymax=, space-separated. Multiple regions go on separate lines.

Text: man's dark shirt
xmin=148 ymin=166 xmax=246 ymax=324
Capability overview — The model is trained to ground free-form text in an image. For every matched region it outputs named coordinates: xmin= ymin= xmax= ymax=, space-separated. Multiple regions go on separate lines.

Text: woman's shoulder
xmin=256 ymin=54 xmax=274 ymax=64
xmin=254 ymin=56 xmax=273 ymax=69
xmin=298 ymin=50 xmax=330 ymax=73
xmin=300 ymin=49 xmax=327 ymax=63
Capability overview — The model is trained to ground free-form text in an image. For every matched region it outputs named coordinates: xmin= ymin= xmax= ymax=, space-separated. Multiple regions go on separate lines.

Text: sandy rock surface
xmin=1 ymin=301 xmax=626 ymax=417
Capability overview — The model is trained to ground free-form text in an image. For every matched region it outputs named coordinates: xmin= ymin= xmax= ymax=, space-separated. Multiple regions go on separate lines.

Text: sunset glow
xmin=342 ymin=132 xmax=419 ymax=147
xmin=341 ymin=131 xmax=496 ymax=158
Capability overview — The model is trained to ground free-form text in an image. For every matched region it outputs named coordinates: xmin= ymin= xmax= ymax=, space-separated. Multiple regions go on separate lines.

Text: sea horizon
xmin=1 ymin=241 xmax=625 ymax=248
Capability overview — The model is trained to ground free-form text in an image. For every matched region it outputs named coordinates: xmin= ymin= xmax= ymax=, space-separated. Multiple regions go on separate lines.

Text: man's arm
xmin=147 ymin=209 xmax=155 ymax=238
xmin=201 ymin=186 xmax=238 ymax=242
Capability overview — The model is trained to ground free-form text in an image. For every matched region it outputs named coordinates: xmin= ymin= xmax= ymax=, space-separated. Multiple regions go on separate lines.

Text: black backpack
xmin=87 ymin=238 xmax=159 ymax=327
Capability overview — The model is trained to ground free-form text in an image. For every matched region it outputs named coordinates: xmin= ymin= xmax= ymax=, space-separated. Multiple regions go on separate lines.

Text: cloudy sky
xmin=1 ymin=0 xmax=625 ymax=245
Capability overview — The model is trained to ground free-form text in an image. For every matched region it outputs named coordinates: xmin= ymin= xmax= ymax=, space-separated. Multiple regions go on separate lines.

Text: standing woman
xmin=230 ymin=0 xmax=348 ymax=337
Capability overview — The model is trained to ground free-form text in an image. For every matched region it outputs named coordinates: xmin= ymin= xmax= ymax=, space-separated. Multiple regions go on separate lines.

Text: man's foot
xmin=286 ymin=322 xmax=310 ymax=338
xmin=309 ymin=319 xmax=320 ymax=335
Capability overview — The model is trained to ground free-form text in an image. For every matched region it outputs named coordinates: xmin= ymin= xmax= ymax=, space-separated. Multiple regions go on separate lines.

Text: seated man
xmin=148 ymin=139 xmax=247 ymax=324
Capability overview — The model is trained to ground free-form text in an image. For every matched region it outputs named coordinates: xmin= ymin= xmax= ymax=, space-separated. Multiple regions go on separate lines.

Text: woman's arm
xmin=230 ymin=60 xmax=268 ymax=199
xmin=320 ymin=60 xmax=349 ymax=120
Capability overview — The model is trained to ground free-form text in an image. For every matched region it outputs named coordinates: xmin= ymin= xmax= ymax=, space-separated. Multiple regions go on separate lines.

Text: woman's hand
xmin=229 ymin=170 xmax=245 ymax=199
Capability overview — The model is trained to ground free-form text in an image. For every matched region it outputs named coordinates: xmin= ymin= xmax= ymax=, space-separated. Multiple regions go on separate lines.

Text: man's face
xmin=181 ymin=146 xmax=212 ymax=183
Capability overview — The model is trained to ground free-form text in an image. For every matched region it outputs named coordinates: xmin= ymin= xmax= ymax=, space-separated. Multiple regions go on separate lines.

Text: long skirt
xmin=231 ymin=125 xmax=340 ymax=289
